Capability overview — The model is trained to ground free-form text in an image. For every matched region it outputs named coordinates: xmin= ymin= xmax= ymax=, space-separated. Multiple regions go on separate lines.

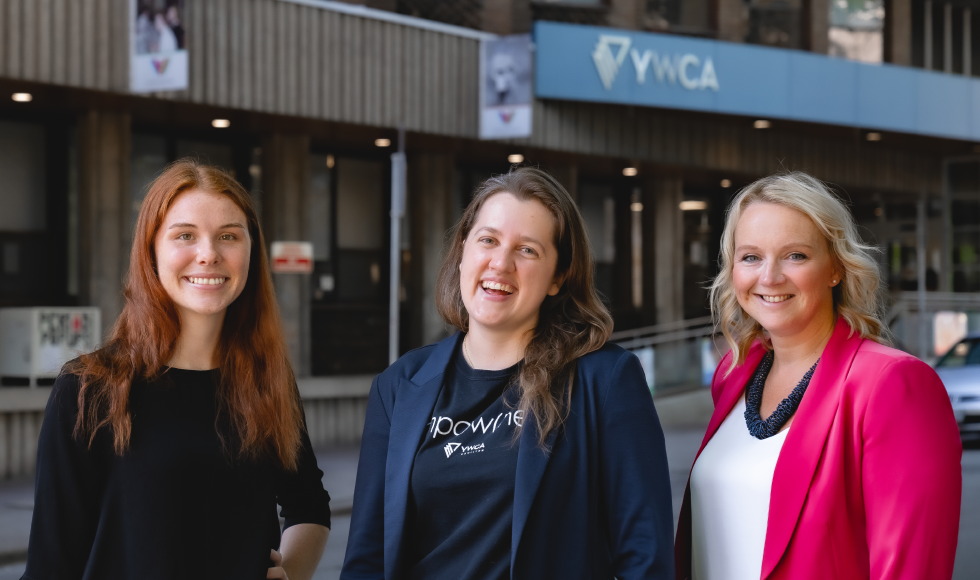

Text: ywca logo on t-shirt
xmin=443 ymin=442 xmax=485 ymax=458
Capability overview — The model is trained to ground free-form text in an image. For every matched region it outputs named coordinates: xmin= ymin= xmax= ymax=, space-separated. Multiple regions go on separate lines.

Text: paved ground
xmin=0 ymin=433 xmax=977 ymax=579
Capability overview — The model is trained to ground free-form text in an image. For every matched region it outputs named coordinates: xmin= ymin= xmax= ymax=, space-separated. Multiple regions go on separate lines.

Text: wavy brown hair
xmin=436 ymin=167 xmax=614 ymax=446
xmin=710 ymin=172 xmax=887 ymax=374
xmin=67 ymin=159 xmax=304 ymax=470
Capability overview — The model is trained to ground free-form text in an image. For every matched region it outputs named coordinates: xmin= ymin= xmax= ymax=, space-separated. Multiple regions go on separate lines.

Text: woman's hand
xmin=267 ymin=549 xmax=289 ymax=580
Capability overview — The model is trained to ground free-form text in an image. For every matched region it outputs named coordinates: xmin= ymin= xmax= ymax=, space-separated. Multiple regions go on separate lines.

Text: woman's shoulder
xmin=577 ymin=341 xmax=633 ymax=370
xmin=575 ymin=343 xmax=647 ymax=394
xmin=374 ymin=341 xmax=445 ymax=385
xmin=851 ymin=338 xmax=933 ymax=376
xmin=40 ymin=371 xmax=85 ymax=424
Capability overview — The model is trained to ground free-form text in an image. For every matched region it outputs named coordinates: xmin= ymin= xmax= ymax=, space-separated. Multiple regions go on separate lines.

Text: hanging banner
xmin=130 ymin=0 xmax=188 ymax=93
xmin=479 ymin=34 xmax=533 ymax=140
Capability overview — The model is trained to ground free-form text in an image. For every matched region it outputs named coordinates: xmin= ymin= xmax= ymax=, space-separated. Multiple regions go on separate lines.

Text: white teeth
xmin=482 ymin=280 xmax=515 ymax=293
xmin=189 ymin=277 xmax=226 ymax=285
xmin=761 ymin=295 xmax=791 ymax=303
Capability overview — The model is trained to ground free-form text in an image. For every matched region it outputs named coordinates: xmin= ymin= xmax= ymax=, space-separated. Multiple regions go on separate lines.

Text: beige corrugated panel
xmin=0 ymin=0 xmax=941 ymax=193
xmin=0 ymin=0 xmax=481 ymax=136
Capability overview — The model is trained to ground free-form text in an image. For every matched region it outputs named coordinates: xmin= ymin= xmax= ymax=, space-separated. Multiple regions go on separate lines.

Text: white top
xmin=690 ymin=397 xmax=789 ymax=580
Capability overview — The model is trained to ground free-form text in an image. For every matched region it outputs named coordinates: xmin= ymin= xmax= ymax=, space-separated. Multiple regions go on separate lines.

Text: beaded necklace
xmin=744 ymin=351 xmax=819 ymax=440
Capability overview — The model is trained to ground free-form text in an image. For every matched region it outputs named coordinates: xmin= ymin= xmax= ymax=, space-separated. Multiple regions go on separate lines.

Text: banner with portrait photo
xmin=130 ymin=0 xmax=188 ymax=93
xmin=479 ymin=34 xmax=533 ymax=140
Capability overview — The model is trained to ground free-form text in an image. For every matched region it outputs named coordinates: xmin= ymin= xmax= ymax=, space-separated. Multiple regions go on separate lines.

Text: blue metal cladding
xmin=534 ymin=20 xmax=979 ymax=141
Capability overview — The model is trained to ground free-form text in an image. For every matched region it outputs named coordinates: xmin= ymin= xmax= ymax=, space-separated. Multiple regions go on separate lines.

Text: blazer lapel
xmin=761 ymin=319 xmax=862 ymax=579
xmin=383 ymin=333 xmax=461 ymax=580
xmin=696 ymin=346 xmax=767 ymax=461
xmin=510 ymin=411 xmax=558 ymax=577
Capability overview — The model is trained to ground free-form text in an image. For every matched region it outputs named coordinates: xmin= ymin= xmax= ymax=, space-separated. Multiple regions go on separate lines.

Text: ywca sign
xmin=592 ymin=34 xmax=719 ymax=92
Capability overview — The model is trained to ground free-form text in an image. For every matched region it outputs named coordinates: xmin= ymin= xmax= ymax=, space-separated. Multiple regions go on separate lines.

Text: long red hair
xmin=68 ymin=159 xmax=304 ymax=470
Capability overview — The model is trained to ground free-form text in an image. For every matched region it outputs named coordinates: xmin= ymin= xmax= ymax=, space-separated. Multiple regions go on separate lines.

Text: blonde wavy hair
xmin=710 ymin=172 xmax=887 ymax=373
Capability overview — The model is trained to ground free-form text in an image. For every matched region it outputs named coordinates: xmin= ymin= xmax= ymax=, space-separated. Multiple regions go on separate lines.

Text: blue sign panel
xmin=534 ymin=21 xmax=980 ymax=141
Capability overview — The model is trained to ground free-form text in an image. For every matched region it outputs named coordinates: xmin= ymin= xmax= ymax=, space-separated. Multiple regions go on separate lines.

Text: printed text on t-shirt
xmin=426 ymin=410 xmax=524 ymax=439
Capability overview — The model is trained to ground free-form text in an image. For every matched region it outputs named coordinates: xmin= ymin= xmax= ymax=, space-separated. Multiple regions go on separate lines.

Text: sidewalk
xmin=3 ymin=433 xmax=977 ymax=580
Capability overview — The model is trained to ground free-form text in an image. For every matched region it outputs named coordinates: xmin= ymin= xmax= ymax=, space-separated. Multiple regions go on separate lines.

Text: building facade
xmin=0 ymin=0 xmax=975 ymax=383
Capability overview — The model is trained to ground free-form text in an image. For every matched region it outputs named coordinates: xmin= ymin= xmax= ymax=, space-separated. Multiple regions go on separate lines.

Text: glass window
xmin=0 ymin=120 xmax=46 ymax=232
xmin=579 ymin=183 xmax=616 ymax=303
xmin=308 ymin=154 xmax=333 ymax=262
xmin=336 ymin=158 xmax=384 ymax=301
xmin=175 ymin=139 xmax=234 ymax=173
xmin=131 ymin=134 xmax=168 ymax=231
xmin=829 ymin=0 xmax=884 ymax=63
xmin=937 ymin=337 xmax=980 ymax=366
xmin=644 ymin=0 xmax=712 ymax=35
xmin=746 ymin=0 xmax=803 ymax=49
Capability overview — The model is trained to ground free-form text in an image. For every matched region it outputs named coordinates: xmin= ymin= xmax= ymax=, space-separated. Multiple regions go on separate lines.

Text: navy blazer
xmin=340 ymin=332 xmax=675 ymax=580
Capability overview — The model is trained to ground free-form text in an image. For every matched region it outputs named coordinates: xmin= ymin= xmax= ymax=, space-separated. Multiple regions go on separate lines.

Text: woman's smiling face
xmin=732 ymin=201 xmax=840 ymax=341
xmin=459 ymin=192 xmax=563 ymax=337
xmin=153 ymin=188 xmax=252 ymax=324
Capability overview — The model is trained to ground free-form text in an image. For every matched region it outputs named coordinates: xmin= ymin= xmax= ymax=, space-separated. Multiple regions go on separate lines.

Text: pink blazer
xmin=674 ymin=318 xmax=962 ymax=580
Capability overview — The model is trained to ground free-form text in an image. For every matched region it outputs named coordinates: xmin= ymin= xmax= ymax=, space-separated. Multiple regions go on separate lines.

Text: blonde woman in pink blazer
xmin=675 ymin=173 xmax=962 ymax=580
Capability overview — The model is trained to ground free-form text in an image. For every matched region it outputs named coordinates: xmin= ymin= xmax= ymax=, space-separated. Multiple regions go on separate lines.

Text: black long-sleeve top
xmin=23 ymin=368 xmax=331 ymax=580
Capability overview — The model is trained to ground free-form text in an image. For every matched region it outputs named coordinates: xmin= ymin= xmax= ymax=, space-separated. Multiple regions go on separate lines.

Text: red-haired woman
xmin=24 ymin=160 xmax=331 ymax=580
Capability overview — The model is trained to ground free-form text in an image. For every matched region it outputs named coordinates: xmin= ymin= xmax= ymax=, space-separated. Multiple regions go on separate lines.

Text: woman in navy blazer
xmin=340 ymin=168 xmax=674 ymax=580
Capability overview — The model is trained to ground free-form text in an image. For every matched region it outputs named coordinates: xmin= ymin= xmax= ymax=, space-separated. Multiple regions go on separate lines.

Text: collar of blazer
xmin=382 ymin=331 xmax=558 ymax=580
xmin=696 ymin=318 xmax=863 ymax=579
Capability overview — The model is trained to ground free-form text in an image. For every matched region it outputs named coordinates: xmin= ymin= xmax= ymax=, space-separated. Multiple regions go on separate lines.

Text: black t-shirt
xmin=24 ymin=369 xmax=331 ymax=580
xmin=407 ymin=345 xmax=522 ymax=580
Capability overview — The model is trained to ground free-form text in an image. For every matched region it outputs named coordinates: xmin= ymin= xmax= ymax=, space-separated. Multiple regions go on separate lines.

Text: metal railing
xmin=611 ymin=316 xmax=721 ymax=395
xmin=884 ymin=291 xmax=980 ymax=361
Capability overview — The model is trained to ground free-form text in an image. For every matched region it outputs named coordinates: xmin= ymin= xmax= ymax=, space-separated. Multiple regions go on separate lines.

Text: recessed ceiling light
xmin=508 ymin=154 xmax=524 ymax=163
xmin=375 ymin=138 xmax=391 ymax=147
xmin=630 ymin=202 xmax=644 ymax=212
xmin=866 ymin=132 xmax=882 ymax=141
xmin=622 ymin=167 xmax=638 ymax=176
xmin=720 ymin=179 xmax=732 ymax=188
xmin=753 ymin=119 xmax=771 ymax=129
xmin=679 ymin=201 xmax=707 ymax=211
xmin=211 ymin=119 xmax=230 ymax=128
xmin=11 ymin=93 xmax=32 ymax=102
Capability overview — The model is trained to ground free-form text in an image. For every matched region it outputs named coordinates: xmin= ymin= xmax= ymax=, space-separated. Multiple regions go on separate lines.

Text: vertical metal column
xmin=917 ymin=193 xmax=929 ymax=360
xmin=630 ymin=188 xmax=643 ymax=310
xmin=389 ymin=127 xmax=407 ymax=365
xmin=945 ymin=2 xmax=953 ymax=73
xmin=925 ymin=1 xmax=933 ymax=69
xmin=966 ymin=8 xmax=973 ymax=76
xmin=942 ymin=159 xmax=953 ymax=292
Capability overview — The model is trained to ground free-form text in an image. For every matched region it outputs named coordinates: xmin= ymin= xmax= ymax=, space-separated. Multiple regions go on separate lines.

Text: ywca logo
xmin=444 ymin=442 xmax=486 ymax=458
xmin=152 ymin=58 xmax=169 ymax=74
xmin=591 ymin=34 xmax=720 ymax=93
xmin=592 ymin=35 xmax=632 ymax=90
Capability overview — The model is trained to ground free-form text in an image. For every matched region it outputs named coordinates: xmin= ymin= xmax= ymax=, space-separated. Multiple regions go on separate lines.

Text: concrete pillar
xmin=408 ymin=152 xmax=455 ymax=348
xmin=261 ymin=134 xmax=312 ymax=376
xmin=651 ymin=177 xmax=684 ymax=324
xmin=716 ymin=0 xmax=748 ymax=43
xmin=77 ymin=110 xmax=131 ymax=337
xmin=885 ymin=0 xmax=913 ymax=65
xmin=806 ymin=0 xmax=830 ymax=54
xmin=607 ymin=0 xmax=642 ymax=30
